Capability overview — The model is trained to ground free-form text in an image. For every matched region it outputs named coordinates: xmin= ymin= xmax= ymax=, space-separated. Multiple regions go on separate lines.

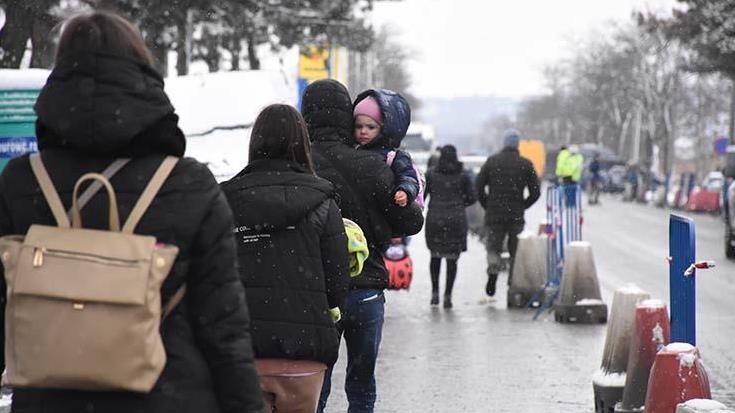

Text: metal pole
xmin=577 ymin=185 xmax=582 ymax=240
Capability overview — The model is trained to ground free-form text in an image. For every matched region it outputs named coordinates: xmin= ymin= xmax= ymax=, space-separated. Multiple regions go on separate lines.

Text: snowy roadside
xmin=165 ymin=70 xmax=296 ymax=182
xmin=0 ymin=392 xmax=10 ymax=412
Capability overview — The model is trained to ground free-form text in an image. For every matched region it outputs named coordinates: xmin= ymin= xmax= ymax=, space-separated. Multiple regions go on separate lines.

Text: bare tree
xmin=369 ymin=25 xmax=419 ymax=110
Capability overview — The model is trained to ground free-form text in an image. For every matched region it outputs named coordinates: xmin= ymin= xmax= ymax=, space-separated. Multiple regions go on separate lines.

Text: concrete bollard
xmin=593 ymin=285 xmax=651 ymax=413
xmin=554 ymin=241 xmax=608 ymax=323
xmin=614 ymin=299 xmax=670 ymax=413
xmin=676 ymin=399 xmax=735 ymax=413
xmin=644 ymin=343 xmax=711 ymax=413
xmin=507 ymin=233 xmax=547 ymax=308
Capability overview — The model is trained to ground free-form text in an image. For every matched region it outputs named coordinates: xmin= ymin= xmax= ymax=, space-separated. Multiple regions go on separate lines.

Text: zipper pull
xmin=33 ymin=248 xmax=44 ymax=268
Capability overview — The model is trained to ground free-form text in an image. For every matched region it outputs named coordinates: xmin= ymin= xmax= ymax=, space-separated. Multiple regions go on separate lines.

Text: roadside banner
xmin=0 ymin=88 xmax=43 ymax=172
xmin=297 ymin=46 xmax=330 ymax=109
xmin=519 ymin=139 xmax=545 ymax=177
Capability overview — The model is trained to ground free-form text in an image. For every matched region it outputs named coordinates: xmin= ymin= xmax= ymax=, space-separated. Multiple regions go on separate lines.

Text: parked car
xmin=603 ymin=165 xmax=627 ymax=193
xmin=687 ymin=171 xmax=723 ymax=213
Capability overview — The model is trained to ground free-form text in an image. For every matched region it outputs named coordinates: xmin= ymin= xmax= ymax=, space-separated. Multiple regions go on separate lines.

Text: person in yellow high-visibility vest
xmin=555 ymin=145 xmax=570 ymax=182
xmin=556 ymin=145 xmax=584 ymax=184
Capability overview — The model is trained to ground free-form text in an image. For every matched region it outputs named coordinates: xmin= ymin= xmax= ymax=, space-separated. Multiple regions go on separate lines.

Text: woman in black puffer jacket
xmin=424 ymin=145 xmax=476 ymax=308
xmin=0 ymin=12 xmax=262 ymax=413
xmin=220 ymin=104 xmax=350 ymax=413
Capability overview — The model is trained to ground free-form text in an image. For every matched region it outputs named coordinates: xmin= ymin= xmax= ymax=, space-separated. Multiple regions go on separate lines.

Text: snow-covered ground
xmin=0 ymin=392 xmax=10 ymax=413
xmin=166 ymin=70 xmax=296 ymax=181
xmin=0 ymin=67 xmax=295 ymax=181
xmin=164 ymin=70 xmax=296 ymax=181
xmin=0 ymin=69 xmax=50 ymax=90
xmin=185 ymin=128 xmax=251 ymax=182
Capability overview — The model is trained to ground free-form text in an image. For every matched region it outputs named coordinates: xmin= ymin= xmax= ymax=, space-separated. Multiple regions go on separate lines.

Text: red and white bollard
xmin=614 ymin=299 xmax=670 ymax=413
xmin=644 ymin=343 xmax=711 ymax=413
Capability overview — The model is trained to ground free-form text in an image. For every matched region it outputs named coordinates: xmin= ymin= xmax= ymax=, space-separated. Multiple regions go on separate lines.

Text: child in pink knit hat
xmin=353 ymin=90 xmax=424 ymax=209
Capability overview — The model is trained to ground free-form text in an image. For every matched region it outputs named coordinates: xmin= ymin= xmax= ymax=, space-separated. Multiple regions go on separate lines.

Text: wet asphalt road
xmin=321 ymin=191 xmax=735 ymax=413
xmin=0 ymin=192 xmax=731 ymax=413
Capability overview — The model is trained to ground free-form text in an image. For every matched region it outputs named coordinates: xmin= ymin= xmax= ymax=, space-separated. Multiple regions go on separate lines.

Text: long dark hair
xmin=249 ymin=104 xmax=315 ymax=173
xmin=437 ymin=144 xmax=463 ymax=174
xmin=56 ymin=11 xmax=154 ymax=65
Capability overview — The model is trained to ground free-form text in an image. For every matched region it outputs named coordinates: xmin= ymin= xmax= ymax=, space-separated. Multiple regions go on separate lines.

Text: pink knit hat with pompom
xmin=353 ymin=96 xmax=382 ymax=124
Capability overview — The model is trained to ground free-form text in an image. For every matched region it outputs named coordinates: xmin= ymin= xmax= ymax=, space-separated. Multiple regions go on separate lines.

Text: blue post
xmin=296 ymin=78 xmax=309 ymax=111
xmin=669 ymin=214 xmax=696 ymax=345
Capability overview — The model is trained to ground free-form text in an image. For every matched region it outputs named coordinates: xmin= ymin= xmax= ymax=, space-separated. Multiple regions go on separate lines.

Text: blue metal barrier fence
xmin=532 ymin=183 xmax=583 ymax=317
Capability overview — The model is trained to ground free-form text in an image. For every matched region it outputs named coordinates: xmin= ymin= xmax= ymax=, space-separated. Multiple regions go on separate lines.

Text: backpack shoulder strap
xmin=29 ymin=153 xmax=71 ymax=228
xmin=162 ymin=284 xmax=187 ymax=320
xmin=67 ymin=158 xmax=130 ymax=220
xmin=122 ymin=156 xmax=179 ymax=234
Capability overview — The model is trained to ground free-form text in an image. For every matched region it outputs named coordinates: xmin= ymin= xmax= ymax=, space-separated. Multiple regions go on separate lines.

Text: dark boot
xmin=486 ymin=273 xmax=498 ymax=297
xmin=443 ymin=295 xmax=453 ymax=309
xmin=444 ymin=261 xmax=457 ymax=309
xmin=430 ymin=257 xmax=441 ymax=306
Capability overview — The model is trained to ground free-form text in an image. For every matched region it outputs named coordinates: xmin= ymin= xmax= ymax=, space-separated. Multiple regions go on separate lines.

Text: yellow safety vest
xmin=555 ymin=150 xmax=584 ymax=182
xmin=555 ymin=149 xmax=571 ymax=178
xmin=569 ymin=154 xmax=583 ymax=182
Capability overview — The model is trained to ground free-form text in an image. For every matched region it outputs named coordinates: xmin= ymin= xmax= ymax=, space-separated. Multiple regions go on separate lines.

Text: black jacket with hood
xmin=0 ymin=52 xmax=262 ymax=413
xmin=301 ymin=79 xmax=424 ymax=290
xmin=475 ymin=146 xmax=541 ymax=224
xmin=425 ymin=155 xmax=476 ymax=255
xmin=220 ymin=159 xmax=350 ymax=366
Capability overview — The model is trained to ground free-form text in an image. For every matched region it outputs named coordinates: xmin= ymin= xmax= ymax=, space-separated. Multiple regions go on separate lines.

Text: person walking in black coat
xmin=424 ymin=145 xmax=476 ymax=308
xmin=221 ymin=104 xmax=350 ymax=412
xmin=475 ymin=128 xmax=541 ymax=298
xmin=0 ymin=12 xmax=262 ymax=413
xmin=300 ymin=79 xmax=424 ymax=413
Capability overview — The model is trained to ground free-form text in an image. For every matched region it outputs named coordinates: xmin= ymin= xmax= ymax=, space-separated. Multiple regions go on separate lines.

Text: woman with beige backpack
xmin=0 ymin=11 xmax=262 ymax=413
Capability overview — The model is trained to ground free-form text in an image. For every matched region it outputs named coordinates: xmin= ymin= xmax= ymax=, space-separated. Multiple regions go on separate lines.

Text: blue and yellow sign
xmin=297 ymin=46 xmax=330 ymax=109
xmin=0 ymin=89 xmax=41 ymax=171
xmin=0 ymin=69 xmax=48 ymax=172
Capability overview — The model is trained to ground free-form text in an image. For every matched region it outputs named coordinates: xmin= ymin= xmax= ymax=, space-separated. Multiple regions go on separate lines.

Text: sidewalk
xmin=322 ymin=198 xmax=610 ymax=412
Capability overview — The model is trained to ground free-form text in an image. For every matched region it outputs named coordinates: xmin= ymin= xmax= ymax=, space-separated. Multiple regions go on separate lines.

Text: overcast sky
xmin=371 ymin=0 xmax=678 ymax=99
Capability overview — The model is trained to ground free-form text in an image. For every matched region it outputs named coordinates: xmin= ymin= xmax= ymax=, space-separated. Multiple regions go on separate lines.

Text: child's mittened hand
xmin=394 ymin=190 xmax=408 ymax=207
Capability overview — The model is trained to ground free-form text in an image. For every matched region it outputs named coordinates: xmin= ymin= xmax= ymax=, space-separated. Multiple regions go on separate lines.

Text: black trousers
xmin=484 ymin=221 xmax=524 ymax=285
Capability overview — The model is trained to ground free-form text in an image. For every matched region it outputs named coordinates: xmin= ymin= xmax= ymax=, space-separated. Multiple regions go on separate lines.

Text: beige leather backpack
xmin=0 ymin=154 xmax=184 ymax=392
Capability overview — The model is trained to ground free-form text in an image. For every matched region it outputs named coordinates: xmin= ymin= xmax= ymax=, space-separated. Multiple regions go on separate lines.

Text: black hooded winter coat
xmin=425 ymin=159 xmax=476 ymax=255
xmin=220 ymin=159 xmax=350 ymax=366
xmin=301 ymin=79 xmax=424 ymax=289
xmin=0 ymin=53 xmax=262 ymax=413
xmin=475 ymin=146 xmax=541 ymax=224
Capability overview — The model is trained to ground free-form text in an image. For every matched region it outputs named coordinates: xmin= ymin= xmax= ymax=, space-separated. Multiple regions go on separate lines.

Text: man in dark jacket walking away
xmin=476 ymin=128 xmax=540 ymax=298
xmin=301 ymin=79 xmax=424 ymax=413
